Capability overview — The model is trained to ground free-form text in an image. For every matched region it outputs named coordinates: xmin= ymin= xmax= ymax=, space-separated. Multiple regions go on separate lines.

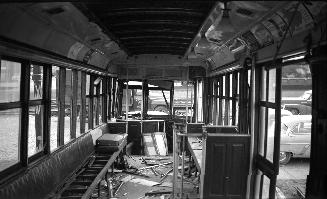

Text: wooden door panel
xmin=227 ymin=143 xmax=248 ymax=198
xmin=202 ymin=143 xmax=227 ymax=199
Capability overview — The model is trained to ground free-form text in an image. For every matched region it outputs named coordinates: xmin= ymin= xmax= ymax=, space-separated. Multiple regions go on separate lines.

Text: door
xmin=253 ymin=66 xmax=281 ymax=199
xmin=201 ymin=135 xmax=250 ymax=199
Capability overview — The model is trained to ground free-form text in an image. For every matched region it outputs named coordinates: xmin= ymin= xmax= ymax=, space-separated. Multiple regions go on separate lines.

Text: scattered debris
xmin=130 ymin=178 xmax=160 ymax=186
xmin=160 ymin=168 xmax=173 ymax=183
xmin=145 ymin=189 xmax=172 ymax=196
xmin=295 ymin=186 xmax=305 ymax=199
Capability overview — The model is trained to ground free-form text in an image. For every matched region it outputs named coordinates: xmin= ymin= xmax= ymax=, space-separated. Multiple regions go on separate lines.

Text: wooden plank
xmin=187 ymin=138 xmax=202 ymax=171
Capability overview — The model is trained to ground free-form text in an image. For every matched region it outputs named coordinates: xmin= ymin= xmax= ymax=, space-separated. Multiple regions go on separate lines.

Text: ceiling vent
xmin=236 ymin=8 xmax=254 ymax=17
xmin=43 ymin=7 xmax=65 ymax=15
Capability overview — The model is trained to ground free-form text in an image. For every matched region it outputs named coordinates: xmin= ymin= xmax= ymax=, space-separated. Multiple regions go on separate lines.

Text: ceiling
xmin=75 ymin=1 xmax=216 ymax=56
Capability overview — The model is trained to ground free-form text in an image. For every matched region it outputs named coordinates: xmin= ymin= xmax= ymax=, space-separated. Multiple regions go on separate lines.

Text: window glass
xmin=0 ymin=108 xmax=20 ymax=171
xmin=261 ymin=69 xmax=267 ymax=101
xmin=76 ymin=72 xmax=81 ymax=137
xmin=64 ymin=69 xmax=72 ymax=144
xmin=0 ymin=60 xmax=21 ymax=103
xmin=99 ymin=97 xmax=103 ymax=124
xmin=222 ymin=76 xmax=226 ymax=96
xmin=50 ymin=66 xmax=59 ymax=151
xmin=291 ymin=123 xmax=300 ymax=134
xmin=268 ymin=68 xmax=276 ymax=102
xmin=93 ymin=97 xmax=97 ymax=126
xmin=262 ymin=175 xmax=270 ymax=199
xmin=267 ymin=108 xmax=275 ymax=163
xmin=300 ymin=122 xmax=311 ymax=134
xmin=258 ymin=107 xmax=266 ymax=156
xmin=230 ymin=73 xmax=233 ymax=97
xmin=85 ymin=97 xmax=89 ymax=131
xmin=30 ymin=65 xmax=43 ymax=100
xmin=86 ymin=75 xmax=90 ymax=96
xmin=197 ymin=80 xmax=203 ymax=122
xmin=28 ymin=105 xmax=44 ymax=157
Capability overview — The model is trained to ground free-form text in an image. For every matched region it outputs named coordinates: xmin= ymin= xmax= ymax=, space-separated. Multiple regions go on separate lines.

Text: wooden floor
xmin=94 ymin=155 xmax=199 ymax=199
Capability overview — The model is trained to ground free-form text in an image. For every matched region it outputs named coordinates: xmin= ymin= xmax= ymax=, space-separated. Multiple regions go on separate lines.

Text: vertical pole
xmin=194 ymin=80 xmax=197 ymax=123
xmin=186 ymin=80 xmax=189 ymax=124
xmin=170 ymin=81 xmax=174 ymax=118
xmin=172 ymin=125 xmax=177 ymax=197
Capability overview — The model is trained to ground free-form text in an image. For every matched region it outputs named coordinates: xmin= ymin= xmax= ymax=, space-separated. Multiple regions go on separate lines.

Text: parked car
xmin=279 ymin=115 xmax=311 ymax=164
xmin=281 ymin=90 xmax=312 ymax=115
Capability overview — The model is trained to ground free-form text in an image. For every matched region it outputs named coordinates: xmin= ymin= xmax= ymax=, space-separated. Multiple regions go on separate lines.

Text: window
xmin=0 ymin=60 xmax=21 ymax=103
xmin=64 ymin=69 xmax=72 ymax=144
xmin=300 ymin=122 xmax=311 ymax=133
xmin=50 ymin=66 xmax=59 ymax=151
xmin=0 ymin=109 xmax=21 ymax=171
xmin=28 ymin=105 xmax=44 ymax=157
xmin=0 ymin=60 xmax=21 ymax=172
xmin=28 ymin=64 xmax=45 ymax=158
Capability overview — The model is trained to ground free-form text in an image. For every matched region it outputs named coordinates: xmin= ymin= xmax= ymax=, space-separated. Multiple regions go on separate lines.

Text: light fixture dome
xmin=205 ymin=2 xmax=235 ymax=45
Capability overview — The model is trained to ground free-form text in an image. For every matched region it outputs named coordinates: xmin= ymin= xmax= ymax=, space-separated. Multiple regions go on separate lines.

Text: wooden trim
xmin=213 ymin=79 xmax=218 ymax=125
xmin=0 ymin=102 xmax=23 ymax=110
xmin=232 ymin=72 xmax=238 ymax=125
xmin=80 ymin=72 xmax=86 ymax=134
xmin=58 ymin=68 xmax=66 ymax=146
xmin=107 ymin=77 xmax=112 ymax=120
xmin=273 ymin=67 xmax=282 ymax=172
xmin=88 ymin=75 xmax=94 ymax=130
xmin=0 ymin=36 xmax=112 ymax=76
xmin=218 ymin=76 xmax=223 ymax=125
xmin=102 ymin=78 xmax=107 ymax=123
xmin=112 ymin=78 xmax=117 ymax=118
xmin=258 ymin=101 xmax=277 ymax=109
xmin=193 ymin=81 xmax=197 ymax=122
xmin=43 ymin=64 xmax=52 ymax=155
xmin=20 ymin=60 xmax=30 ymax=166
xmin=224 ymin=74 xmax=230 ymax=125
xmin=71 ymin=70 xmax=78 ymax=139
xmin=95 ymin=82 xmax=100 ymax=125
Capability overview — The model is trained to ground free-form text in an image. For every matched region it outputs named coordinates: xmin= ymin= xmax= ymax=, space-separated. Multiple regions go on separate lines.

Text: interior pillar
xmin=306 ymin=45 xmax=327 ymax=199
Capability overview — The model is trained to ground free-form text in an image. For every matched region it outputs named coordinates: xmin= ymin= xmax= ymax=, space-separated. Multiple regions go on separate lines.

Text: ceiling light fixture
xmin=205 ymin=2 xmax=236 ymax=45
xmin=218 ymin=2 xmax=235 ymax=33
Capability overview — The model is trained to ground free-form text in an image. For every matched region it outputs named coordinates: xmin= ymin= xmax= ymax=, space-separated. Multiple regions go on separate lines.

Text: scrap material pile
xmin=94 ymin=155 xmax=199 ymax=199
